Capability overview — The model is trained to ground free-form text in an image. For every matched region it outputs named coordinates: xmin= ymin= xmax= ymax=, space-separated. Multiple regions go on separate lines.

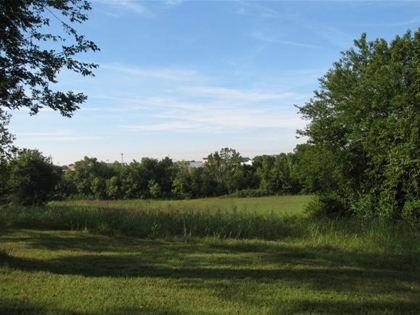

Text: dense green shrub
xmin=402 ymin=200 xmax=420 ymax=223
xmin=8 ymin=149 xmax=61 ymax=206
xmin=305 ymin=192 xmax=352 ymax=219
xmin=297 ymin=29 xmax=420 ymax=221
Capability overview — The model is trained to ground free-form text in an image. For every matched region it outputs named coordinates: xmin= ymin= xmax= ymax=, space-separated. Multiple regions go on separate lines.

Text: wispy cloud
xmin=95 ymin=0 xmax=153 ymax=17
xmin=352 ymin=18 xmax=419 ymax=28
xmin=18 ymin=129 xmax=103 ymax=142
xmin=251 ymin=31 xmax=321 ymax=49
xmin=119 ymin=108 xmax=304 ymax=134
xmin=101 ymin=64 xmax=199 ymax=82
xmin=178 ymin=86 xmax=296 ymax=103
xmin=234 ymin=1 xmax=280 ymax=19
xmin=164 ymin=0 xmax=184 ymax=9
xmin=116 ymin=83 xmax=305 ymax=134
xmin=121 ymin=121 xmax=205 ymax=133
xmin=74 ymin=60 xmax=309 ymax=136
xmin=235 ymin=7 xmax=245 ymax=15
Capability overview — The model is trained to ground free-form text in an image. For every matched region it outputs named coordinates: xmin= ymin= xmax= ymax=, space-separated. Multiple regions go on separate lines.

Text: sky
xmin=7 ymin=0 xmax=420 ymax=165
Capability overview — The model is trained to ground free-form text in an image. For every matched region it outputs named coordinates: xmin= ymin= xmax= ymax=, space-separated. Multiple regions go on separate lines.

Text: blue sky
xmin=8 ymin=0 xmax=420 ymax=165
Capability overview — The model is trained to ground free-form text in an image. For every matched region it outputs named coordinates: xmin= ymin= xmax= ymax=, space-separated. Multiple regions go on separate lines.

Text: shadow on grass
xmin=1 ymin=235 xmax=419 ymax=296
xmin=0 ymin=229 xmax=148 ymax=253
xmin=209 ymin=241 xmax=420 ymax=271
xmin=2 ymin=298 xmax=419 ymax=315
xmin=0 ymin=298 xmax=185 ymax=315
xmin=2 ymin=230 xmax=420 ymax=314
xmin=272 ymin=300 xmax=420 ymax=315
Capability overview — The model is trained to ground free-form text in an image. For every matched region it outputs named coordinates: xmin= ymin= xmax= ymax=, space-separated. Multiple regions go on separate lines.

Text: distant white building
xmin=241 ymin=157 xmax=253 ymax=166
xmin=188 ymin=161 xmax=204 ymax=168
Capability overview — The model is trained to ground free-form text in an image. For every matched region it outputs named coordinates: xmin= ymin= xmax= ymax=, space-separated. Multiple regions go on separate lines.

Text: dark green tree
xmin=157 ymin=157 xmax=175 ymax=198
xmin=0 ymin=158 xmax=11 ymax=204
xmin=252 ymin=155 xmax=277 ymax=194
xmin=120 ymin=160 xmax=143 ymax=199
xmin=8 ymin=149 xmax=61 ymax=205
xmin=297 ymin=29 xmax=420 ymax=219
xmin=204 ymin=148 xmax=245 ymax=195
xmin=171 ymin=160 xmax=193 ymax=200
xmin=252 ymin=153 xmax=300 ymax=195
xmin=71 ymin=157 xmax=112 ymax=199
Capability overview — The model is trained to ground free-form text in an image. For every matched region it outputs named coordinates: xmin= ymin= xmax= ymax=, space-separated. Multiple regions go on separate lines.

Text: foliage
xmin=53 ymin=147 xmax=307 ymax=201
xmin=0 ymin=0 xmax=99 ymax=156
xmin=253 ymin=153 xmax=302 ymax=195
xmin=0 ymin=0 xmax=99 ymax=116
xmin=305 ymin=192 xmax=352 ymax=219
xmin=297 ymin=28 xmax=420 ymax=220
xmin=401 ymin=200 xmax=420 ymax=223
xmin=0 ymin=110 xmax=16 ymax=161
xmin=203 ymin=147 xmax=245 ymax=195
xmin=0 ymin=159 xmax=11 ymax=204
xmin=8 ymin=149 xmax=61 ymax=205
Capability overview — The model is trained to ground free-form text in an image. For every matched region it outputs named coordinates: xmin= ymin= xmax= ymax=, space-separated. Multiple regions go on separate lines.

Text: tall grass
xmin=1 ymin=203 xmax=420 ymax=257
xmin=0 ymin=204 xmax=303 ymax=239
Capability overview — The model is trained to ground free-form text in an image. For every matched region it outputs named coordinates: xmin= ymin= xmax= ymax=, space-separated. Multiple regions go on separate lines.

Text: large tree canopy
xmin=0 ymin=0 xmax=99 ymax=116
xmin=297 ymin=29 xmax=420 ymax=219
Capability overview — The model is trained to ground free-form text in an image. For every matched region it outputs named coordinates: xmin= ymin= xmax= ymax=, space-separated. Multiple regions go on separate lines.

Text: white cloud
xmin=164 ymin=0 xmax=184 ymax=8
xmin=117 ymin=86 xmax=305 ymax=134
xmin=352 ymin=18 xmax=419 ymax=28
xmin=177 ymin=86 xmax=296 ymax=103
xmin=251 ymin=31 xmax=321 ymax=49
xmin=101 ymin=64 xmax=199 ymax=82
xmin=95 ymin=0 xmax=152 ymax=17
xmin=234 ymin=1 xmax=280 ymax=18
xmin=121 ymin=121 xmax=207 ymax=133
xmin=17 ymin=129 xmax=103 ymax=142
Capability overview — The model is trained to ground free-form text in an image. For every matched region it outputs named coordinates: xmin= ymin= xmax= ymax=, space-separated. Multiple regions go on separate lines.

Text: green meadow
xmin=1 ymin=195 xmax=420 ymax=315
xmin=53 ymin=195 xmax=312 ymax=216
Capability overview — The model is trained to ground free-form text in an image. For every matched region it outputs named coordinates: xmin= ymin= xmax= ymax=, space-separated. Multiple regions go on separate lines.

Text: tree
xmin=0 ymin=110 xmax=16 ymax=161
xmin=253 ymin=155 xmax=277 ymax=194
xmin=297 ymin=29 xmax=420 ymax=219
xmin=171 ymin=160 xmax=193 ymax=200
xmin=8 ymin=149 xmax=61 ymax=205
xmin=0 ymin=0 xmax=99 ymax=156
xmin=0 ymin=157 xmax=11 ymax=204
xmin=71 ymin=157 xmax=113 ymax=199
xmin=204 ymin=148 xmax=244 ymax=195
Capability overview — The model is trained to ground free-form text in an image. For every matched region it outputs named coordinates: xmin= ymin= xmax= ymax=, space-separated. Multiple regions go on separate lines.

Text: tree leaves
xmin=0 ymin=0 xmax=99 ymax=156
xmin=297 ymin=28 xmax=420 ymax=219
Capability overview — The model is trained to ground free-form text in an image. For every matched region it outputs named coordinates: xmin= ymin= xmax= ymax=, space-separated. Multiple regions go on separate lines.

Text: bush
xmin=401 ymin=200 xmax=420 ymax=223
xmin=305 ymin=192 xmax=352 ymax=219
xmin=8 ymin=149 xmax=61 ymax=206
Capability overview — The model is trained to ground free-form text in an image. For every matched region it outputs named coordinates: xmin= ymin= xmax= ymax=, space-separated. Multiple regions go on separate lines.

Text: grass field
xmin=52 ymin=195 xmax=313 ymax=216
xmin=1 ymin=195 xmax=420 ymax=314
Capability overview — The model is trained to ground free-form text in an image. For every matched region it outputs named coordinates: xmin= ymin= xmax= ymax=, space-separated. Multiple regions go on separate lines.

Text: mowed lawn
xmin=1 ymin=195 xmax=420 ymax=315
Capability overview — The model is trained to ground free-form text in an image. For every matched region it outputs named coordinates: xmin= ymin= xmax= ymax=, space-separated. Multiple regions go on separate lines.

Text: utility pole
xmin=121 ymin=153 xmax=124 ymax=165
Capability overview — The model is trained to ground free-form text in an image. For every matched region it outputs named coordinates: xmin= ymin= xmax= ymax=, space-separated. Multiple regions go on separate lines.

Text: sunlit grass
xmin=0 ymin=196 xmax=312 ymax=240
xmin=52 ymin=195 xmax=313 ymax=216
xmin=1 ymin=229 xmax=419 ymax=315
xmin=1 ymin=195 xmax=420 ymax=314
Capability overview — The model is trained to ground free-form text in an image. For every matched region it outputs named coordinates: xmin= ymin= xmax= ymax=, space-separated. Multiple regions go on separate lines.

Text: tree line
xmin=2 ymin=2 xmax=420 ymax=221
xmin=0 ymin=146 xmax=320 ymax=205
